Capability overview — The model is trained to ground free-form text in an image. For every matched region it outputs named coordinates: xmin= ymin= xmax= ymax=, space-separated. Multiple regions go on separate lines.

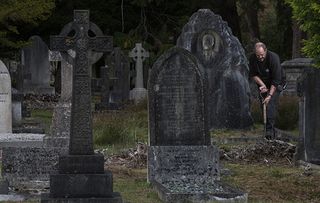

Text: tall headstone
xmin=41 ymin=10 xmax=122 ymax=202
xmin=0 ymin=60 xmax=12 ymax=133
xmin=148 ymin=47 xmax=247 ymax=202
xmin=281 ymin=58 xmax=312 ymax=95
xmin=296 ymin=64 xmax=320 ymax=164
xmin=177 ymin=9 xmax=252 ymax=130
xmin=22 ymin=36 xmax=54 ymax=95
xmin=106 ymin=47 xmax=130 ymax=107
xmin=95 ymin=65 xmax=111 ymax=110
xmin=129 ymin=43 xmax=149 ymax=103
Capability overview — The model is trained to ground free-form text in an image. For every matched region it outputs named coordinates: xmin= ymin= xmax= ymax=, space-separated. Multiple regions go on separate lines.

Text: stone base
xmin=148 ymin=145 xmax=220 ymax=182
xmin=23 ymin=85 xmax=55 ymax=95
xmin=58 ymin=154 xmax=104 ymax=174
xmin=152 ymin=180 xmax=247 ymax=203
xmin=129 ymin=88 xmax=147 ymax=103
xmin=49 ymin=172 xmax=114 ymax=198
xmin=41 ymin=192 xmax=123 ymax=203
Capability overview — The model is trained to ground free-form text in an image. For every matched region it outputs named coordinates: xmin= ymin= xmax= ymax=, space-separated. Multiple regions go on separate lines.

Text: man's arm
xmin=252 ymin=76 xmax=268 ymax=93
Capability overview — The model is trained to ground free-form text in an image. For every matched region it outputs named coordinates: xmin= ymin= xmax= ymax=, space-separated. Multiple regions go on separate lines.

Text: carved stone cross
xmin=129 ymin=43 xmax=149 ymax=89
xmin=50 ymin=10 xmax=113 ymax=155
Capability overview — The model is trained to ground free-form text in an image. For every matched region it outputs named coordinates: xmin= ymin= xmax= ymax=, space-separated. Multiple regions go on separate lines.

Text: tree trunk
xmin=292 ymin=20 xmax=307 ymax=58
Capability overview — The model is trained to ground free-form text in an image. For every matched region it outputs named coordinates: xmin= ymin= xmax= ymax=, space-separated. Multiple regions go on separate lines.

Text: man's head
xmin=255 ymin=42 xmax=267 ymax=62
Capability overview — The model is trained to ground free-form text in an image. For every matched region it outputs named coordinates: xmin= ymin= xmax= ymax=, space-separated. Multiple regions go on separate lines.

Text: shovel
xmin=263 ymin=102 xmax=267 ymax=138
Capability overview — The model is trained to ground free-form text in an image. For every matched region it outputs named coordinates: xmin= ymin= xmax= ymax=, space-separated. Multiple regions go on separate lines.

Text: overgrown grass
xmin=93 ymin=101 xmax=148 ymax=152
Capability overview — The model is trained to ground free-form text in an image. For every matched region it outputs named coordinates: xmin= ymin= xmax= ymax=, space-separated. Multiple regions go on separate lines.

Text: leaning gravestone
xmin=148 ymin=47 xmax=247 ymax=202
xmin=129 ymin=43 xmax=149 ymax=103
xmin=0 ymin=60 xmax=12 ymax=133
xmin=22 ymin=36 xmax=54 ymax=95
xmin=296 ymin=64 xmax=320 ymax=165
xmin=41 ymin=10 xmax=122 ymax=202
xmin=177 ymin=9 xmax=252 ymax=130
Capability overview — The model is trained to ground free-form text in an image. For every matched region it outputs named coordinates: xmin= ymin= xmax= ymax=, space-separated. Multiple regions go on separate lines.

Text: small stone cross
xmin=129 ymin=43 xmax=149 ymax=88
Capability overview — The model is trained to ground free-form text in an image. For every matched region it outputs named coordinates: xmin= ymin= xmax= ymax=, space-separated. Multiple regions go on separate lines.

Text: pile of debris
xmin=24 ymin=94 xmax=59 ymax=109
xmin=221 ymin=140 xmax=296 ymax=165
xmin=105 ymin=142 xmax=147 ymax=168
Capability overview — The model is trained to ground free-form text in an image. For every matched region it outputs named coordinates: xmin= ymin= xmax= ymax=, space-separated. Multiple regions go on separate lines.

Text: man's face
xmin=255 ymin=47 xmax=267 ymax=62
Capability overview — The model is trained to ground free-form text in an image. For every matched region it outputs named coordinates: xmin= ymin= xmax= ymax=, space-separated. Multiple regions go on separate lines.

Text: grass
xmin=29 ymin=109 xmax=53 ymax=133
xmin=223 ymin=163 xmax=320 ymax=202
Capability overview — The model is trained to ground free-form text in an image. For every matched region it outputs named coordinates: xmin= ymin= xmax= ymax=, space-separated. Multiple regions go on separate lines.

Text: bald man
xmin=249 ymin=42 xmax=282 ymax=140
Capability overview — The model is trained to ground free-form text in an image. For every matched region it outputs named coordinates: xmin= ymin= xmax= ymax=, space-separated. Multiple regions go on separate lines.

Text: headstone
xmin=296 ymin=64 xmax=320 ymax=165
xmin=281 ymin=58 xmax=312 ymax=95
xmin=22 ymin=36 xmax=55 ymax=95
xmin=0 ymin=60 xmax=12 ymax=133
xmin=106 ymin=47 xmax=130 ymax=108
xmin=95 ymin=65 xmax=111 ymax=110
xmin=129 ymin=43 xmax=149 ymax=103
xmin=11 ymin=88 xmax=23 ymax=127
xmin=41 ymin=10 xmax=122 ymax=202
xmin=148 ymin=47 xmax=247 ymax=202
xmin=177 ymin=9 xmax=252 ymax=130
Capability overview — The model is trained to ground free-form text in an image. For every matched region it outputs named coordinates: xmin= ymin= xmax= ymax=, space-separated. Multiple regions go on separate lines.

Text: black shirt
xmin=249 ymin=50 xmax=282 ymax=89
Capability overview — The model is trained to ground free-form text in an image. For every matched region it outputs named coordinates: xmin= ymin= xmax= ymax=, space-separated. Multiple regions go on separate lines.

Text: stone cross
xmin=129 ymin=43 xmax=149 ymax=89
xmin=50 ymin=10 xmax=112 ymax=155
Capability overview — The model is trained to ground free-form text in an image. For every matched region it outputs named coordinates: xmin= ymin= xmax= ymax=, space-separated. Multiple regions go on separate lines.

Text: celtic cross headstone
xmin=129 ymin=43 xmax=149 ymax=103
xmin=42 ymin=10 xmax=122 ymax=202
xmin=50 ymin=10 xmax=112 ymax=155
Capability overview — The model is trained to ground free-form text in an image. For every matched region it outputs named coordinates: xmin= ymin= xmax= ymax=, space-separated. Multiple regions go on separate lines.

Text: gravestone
xmin=0 ymin=60 xmax=12 ymax=133
xmin=41 ymin=10 xmax=122 ymax=202
xmin=177 ymin=9 xmax=252 ymax=130
xmin=296 ymin=64 xmax=320 ymax=165
xmin=44 ymin=52 xmax=73 ymax=148
xmin=106 ymin=47 xmax=130 ymax=108
xmin=95 ymin=65 xmax=111 ymax=110
xmin=11 ymin=88 xmax=23 ymax=127
xmin=148 ymin=47 xmax=247 ymax=202
xmin=22 ymin=36 xmax=54 ymax=95
xmin=281 ymin=58 xmax=312 ymax=95
xmin=129 ymin=43 xmax=149 ymax=103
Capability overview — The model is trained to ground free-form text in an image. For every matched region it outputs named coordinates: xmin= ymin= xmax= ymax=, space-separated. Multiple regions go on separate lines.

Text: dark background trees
xmin=0 ymin=0 xmax=315 ymax=64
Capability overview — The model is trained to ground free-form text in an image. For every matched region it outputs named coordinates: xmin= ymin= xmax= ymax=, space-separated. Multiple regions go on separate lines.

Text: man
xmin=249 ymin=42 xmax=282 ymax=139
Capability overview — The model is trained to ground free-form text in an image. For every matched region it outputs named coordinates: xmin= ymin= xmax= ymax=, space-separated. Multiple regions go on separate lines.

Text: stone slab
xmin=148 ymin=146 xmax=220 ymax=183
xmin=58 ymin=154 xmax=104 ymax=174
xmin=152 ymin=180 xmax=247 ymax=203
xmin=41 ymin=192 xmax=122 ymax=203
xmin=0 ymin=133 xmax=45 ymax=147
xmin=49 ymin=172 xmax=113 ymax=198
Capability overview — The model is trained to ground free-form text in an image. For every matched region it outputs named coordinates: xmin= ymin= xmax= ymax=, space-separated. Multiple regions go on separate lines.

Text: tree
xmin=286 ymin=0 xmax=320 ymax=66
xmin=0 ymin=0 xmax=54 ymax=58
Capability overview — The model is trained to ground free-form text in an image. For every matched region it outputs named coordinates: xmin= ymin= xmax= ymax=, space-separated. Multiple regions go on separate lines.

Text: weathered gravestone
xmin=148 ymin=47 xmax=247 ymax=202
xmin=281 ymin=58 xmax=313 ymax=95
xmin=129 ymin=43 xmax=149 ymax=103
xmin=22 ymin=36 xmax=54 ymax=95
xmin=11 ymin=88 xmax=23 ymax=127
xmin=105 ymin=47 xmax=130 ymax=109
xmin=41 ymin=10 xmax=122 ymax=202
xmin=95 ymin=65 xmax=111 ymax=110
xmin=177 ymin=9 xmax=252 ymax=130
xmin=296 ymin=64 xmax=320 ymax=165
xmin=0 ymin=60 xmax=12 ymax=133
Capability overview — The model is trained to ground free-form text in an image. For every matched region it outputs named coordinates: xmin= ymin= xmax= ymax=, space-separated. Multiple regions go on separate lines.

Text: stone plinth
xmin=129 ymin=87 xmax=147 ymax=103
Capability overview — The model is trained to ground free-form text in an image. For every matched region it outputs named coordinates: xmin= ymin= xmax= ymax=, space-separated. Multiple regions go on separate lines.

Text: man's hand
xmin=259 ymin=85 xmax=268 ymax=93
xmin=262 ymin=95 xmax=272 ymax=105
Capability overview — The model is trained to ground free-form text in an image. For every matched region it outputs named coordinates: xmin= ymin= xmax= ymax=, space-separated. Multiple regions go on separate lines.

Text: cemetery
xmin=0 ymin=1 xmax=320 ymax=202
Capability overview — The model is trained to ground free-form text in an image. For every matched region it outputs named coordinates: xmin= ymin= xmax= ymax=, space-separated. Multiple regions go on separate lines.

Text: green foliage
xmin=286 ymin=0 xmax=320 ymax=66
xmin=0 ymin=0 xmax=54 ymax=56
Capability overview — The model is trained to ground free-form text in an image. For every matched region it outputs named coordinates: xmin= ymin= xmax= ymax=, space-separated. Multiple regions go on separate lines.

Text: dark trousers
xmin=259 ymin=91 xmax=279 ymax=137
